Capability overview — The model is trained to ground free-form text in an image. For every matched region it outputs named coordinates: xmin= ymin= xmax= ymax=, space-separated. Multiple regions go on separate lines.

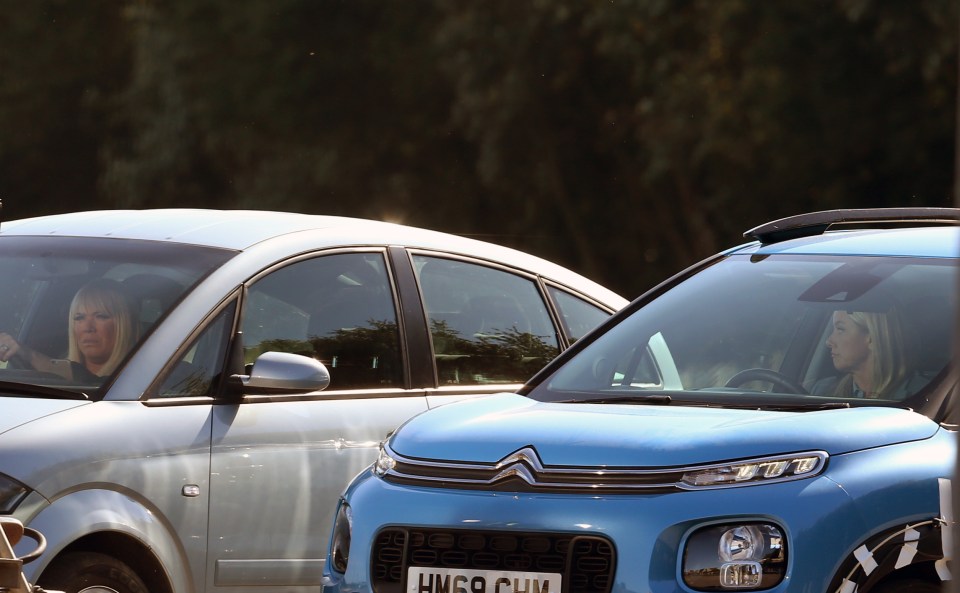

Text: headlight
xmin=0 ymin=474 xmax=29 ymax=514
xmin=374 ymin=442 xmax=396 ymax=477
xmin=680 ymin=452 xmax=826 ymax=489
xmin=329 ymin=500 xmax=353 ymax=574
xmin=683 ymin=523 xmax=786 ymax=590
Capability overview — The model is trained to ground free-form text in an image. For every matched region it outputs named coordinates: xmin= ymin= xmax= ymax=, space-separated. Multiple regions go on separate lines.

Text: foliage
xmin=0 ymin=0 xmax=955 ymax=297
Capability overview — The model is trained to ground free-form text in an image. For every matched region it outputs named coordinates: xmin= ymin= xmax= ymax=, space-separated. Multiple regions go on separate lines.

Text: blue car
xmin=322 ymin=208 xmax=957 ymax=593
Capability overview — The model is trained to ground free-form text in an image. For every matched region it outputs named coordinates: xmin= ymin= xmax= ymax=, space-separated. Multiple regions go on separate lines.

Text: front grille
xmin=372 ymin=528 xmax=615 ymax=593
xmin=380 ymin=444 xmax=830 ymax=494
xmin=383 ymin=445 xmax=689 ymax=494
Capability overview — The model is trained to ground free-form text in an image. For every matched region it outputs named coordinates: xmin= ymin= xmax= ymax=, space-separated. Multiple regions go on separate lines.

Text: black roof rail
xmin=744 ymin=207 xmax=960 ymax=245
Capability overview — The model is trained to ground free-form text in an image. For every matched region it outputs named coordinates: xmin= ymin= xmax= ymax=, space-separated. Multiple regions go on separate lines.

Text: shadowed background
xmin=0 ymin=0 xmax=956 ymax=298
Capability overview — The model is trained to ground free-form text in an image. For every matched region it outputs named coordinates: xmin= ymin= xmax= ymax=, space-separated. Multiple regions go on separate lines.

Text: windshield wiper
xmin=714 ymin=401 xmax=852 ymax=412
xmin=763 ymin=402 xmax=851 ymax=411
xmin=556 ymin=395 xmax=863 ymax=412
xmin=0 ymin=380 xmax=89 ymax=400
xmin=557 ymin=394 xmax=673 ymax=405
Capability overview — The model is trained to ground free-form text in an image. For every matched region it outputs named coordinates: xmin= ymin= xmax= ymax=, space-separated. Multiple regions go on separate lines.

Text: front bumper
xmin=323 ymin=445 xmax=948 ymax=593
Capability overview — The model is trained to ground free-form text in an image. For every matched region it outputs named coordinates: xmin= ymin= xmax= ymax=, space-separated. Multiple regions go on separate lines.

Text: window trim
xmin=142 ymin=291 xmax=240 ymax=402
xmin=407 ymin=249 xmax=568 ymax=389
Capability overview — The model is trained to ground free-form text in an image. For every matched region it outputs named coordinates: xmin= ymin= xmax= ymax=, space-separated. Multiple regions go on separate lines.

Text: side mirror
xmin=234 ymin=351 xmax=331 ymax=394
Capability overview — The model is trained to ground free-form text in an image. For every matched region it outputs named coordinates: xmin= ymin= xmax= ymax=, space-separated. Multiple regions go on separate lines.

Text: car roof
xmin=0 ymin=209 xmax=627 ymax=304
xmin=0 ymin=209 xmax=424 ymax=249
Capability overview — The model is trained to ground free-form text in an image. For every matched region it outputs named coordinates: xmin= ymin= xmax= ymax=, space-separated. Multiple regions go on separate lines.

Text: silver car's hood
xmin=393 ymin=393 xmax=939 ymax=467
xmin=0 ymin=396 xmax=90 ymax=435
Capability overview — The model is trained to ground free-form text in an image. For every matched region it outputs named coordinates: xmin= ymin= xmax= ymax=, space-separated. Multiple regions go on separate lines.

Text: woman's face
xmin=73 ymin=301 xmax=118 ymax=365
xmin=825 ymin=311 xmax=871 ymax=373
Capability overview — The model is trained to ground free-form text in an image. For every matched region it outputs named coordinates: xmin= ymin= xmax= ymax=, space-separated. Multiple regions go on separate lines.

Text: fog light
xmin=720 ymin=562 xmax=762 ymax=588
xmin=720 ymin=525 xmax=768 ymax=562
xmin=683 ymin=523 xmax=786 ymax=591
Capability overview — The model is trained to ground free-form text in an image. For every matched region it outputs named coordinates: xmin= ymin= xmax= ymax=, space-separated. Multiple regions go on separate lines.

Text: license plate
xmin=407 ymin=566 xmax=562 ymax=593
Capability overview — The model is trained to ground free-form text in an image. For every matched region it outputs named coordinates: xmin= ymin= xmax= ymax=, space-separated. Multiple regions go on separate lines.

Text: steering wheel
xmin=4 ymin=354 xmax=27 ymax=370
xmin=724 ymin=368 xmax=808 ymax=394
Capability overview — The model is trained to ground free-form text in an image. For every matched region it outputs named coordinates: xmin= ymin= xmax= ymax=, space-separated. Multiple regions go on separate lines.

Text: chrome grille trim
xmin=380 ymin=444 xmax=829 ymax=492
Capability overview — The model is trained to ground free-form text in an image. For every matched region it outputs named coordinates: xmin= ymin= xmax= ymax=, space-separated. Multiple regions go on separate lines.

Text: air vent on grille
xmin=371 ymin=528 xmax=615 ymax=593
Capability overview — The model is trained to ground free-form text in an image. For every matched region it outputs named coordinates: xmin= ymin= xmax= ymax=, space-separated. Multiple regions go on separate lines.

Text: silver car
xmin=0 ymin=209 xmax=626 ymax=593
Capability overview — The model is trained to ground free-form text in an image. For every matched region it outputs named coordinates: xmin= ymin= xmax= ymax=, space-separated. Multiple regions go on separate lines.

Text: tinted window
xmin=414 ymin=255 xmax=560 ymax=385
xmin=241 ymin=252 xmax=402 ymax=390
xmin=547 ymin=286 xmax=611 ymax=342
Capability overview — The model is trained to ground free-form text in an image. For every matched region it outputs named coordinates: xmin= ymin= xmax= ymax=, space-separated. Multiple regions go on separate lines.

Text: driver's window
xmin=242 ymin=253 xmax=402 ymax=390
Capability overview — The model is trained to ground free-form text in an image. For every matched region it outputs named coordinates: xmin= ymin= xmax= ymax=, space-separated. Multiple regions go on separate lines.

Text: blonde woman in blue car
xmin=815 ymin=308 xmax=927 ymax=400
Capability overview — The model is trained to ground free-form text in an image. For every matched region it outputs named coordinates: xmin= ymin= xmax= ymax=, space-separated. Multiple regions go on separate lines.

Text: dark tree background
xmin=0 ymin=0 xmax=956 ymax=298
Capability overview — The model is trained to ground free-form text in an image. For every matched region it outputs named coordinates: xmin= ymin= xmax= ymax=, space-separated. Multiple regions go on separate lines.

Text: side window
xmin=155 ymin=301 xmax=236 ymax=398
xmin=242 ymin=253 xmax=401 ymax=390
xmin=413 ymin=255 xmax=560 ymax=385
xmin=547 ymin=286 xmax=612 ymax=342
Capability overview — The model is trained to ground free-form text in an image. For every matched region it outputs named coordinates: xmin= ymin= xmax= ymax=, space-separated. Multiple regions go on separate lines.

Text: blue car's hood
xmin=392 ymin=393 xmax=939 ymax=467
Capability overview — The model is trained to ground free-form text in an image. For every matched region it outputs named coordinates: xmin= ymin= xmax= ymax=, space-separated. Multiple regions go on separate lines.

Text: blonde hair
xmin=834 ymin=309 xmax=908 ymax=398
xmin=67 ymin=279 xmax=138 ymax=376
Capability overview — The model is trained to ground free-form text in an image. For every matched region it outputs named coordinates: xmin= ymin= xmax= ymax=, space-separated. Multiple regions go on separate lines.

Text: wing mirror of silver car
xmin=233 ymin=351 xmax=332 ymax=395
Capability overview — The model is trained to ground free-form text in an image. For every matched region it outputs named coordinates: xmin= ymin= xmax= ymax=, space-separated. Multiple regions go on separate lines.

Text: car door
xmin=410 ymin=253 xmax=614 ymax=408
xmin=154 ymin=248 xmax=615 ymax=593
xmin=195 ymin=249 xmax=426 ymax=592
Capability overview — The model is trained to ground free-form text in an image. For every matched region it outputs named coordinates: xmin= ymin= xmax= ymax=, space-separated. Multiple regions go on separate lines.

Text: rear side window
xmin=242 ymin=252 xmax=402 ymax=390
xmin=547 ymin=286 xmax=611 ymax=342
xmin=413 ymin=255 xmax=560 ymax=386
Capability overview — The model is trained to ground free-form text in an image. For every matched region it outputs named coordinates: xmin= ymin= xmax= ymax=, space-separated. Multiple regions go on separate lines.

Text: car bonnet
xmin=0 ymin=396 xmax=89 ymax=435
xmin=390 ymin=393 xmax=939 ymax=467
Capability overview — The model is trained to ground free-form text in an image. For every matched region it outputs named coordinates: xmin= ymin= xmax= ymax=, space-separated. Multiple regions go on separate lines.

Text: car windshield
xmin=0 ymin=236 xmax=235 ymax=395
xmin=531 ymin=253 xmax=957 ymax=412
